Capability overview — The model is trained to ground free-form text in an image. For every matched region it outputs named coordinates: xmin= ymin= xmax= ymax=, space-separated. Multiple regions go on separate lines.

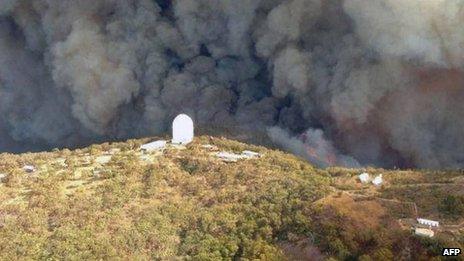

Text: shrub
xmin=439 ymin=195 xmax=464 ymax=217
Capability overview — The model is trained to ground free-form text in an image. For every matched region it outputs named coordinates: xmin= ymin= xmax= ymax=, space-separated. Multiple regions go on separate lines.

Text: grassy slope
xmin=0 ymin=136 xmax=462 ymax=260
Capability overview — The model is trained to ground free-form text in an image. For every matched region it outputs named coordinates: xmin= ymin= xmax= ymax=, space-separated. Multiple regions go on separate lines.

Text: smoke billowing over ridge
xmin=0 ymin=0 xmax=463 ymax=169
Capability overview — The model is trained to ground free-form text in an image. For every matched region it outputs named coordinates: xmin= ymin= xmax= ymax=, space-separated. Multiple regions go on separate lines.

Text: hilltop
xmin=0 ymin=136 xmax=462 ymax=260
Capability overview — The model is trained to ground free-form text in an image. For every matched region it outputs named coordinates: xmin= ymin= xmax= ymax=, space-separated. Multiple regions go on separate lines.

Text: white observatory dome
xmin=172 ymin=114 xmax=194 ymax=145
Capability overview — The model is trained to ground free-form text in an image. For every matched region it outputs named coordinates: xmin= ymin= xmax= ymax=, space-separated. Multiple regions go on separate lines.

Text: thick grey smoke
xmin=0 ymin=0 xmax=463 ymax=169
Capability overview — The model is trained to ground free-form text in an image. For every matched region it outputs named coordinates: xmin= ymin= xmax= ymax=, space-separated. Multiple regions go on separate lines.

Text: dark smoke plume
xmin=0 ymin=0 xmax=463 ymax=169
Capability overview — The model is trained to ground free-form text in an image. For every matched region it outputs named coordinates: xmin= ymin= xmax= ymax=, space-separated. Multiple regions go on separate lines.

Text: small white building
xmin=216 ymin=152 xmax=245 ymax=162
xmin=215 ymin=150 xmax=262 ymax=162
xmin=372 ymin=174 xmax=383 ymax=186
xmin=417 ymin=218 xmax=439 ymax=227
xmin=241 ymin=150 xmax=261 ymax=158
xmin=23 ymin=165 xmax=36 ymax=173
xmin=415 ymin=227 xmax=434 ymax=238
xmin=141 ymin=140 xmax=167 ymax=152
xmin=172 ymin=114 xmax=194 ymax=145
xmin=95 ymin=155 xmax=112 ymax=165
xmin=358 ymin=173 xmax=370 ymax=183
xmin=0 ymin=173 xmax=7 ymax=183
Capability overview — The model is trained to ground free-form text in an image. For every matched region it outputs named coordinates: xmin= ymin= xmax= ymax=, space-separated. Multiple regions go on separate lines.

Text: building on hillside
xmin=23 ymin=165 xmax=36 ymax=173
xmin=414 ymin=227 xmax=434 ymax=238
xmin=215 ymin=150 xmax=262 ymax=162
xmin=0 ymin=173 xmax=7 ymax=183
xmin=172 ymin=114 xmax=194 ymax=145
xmin=417 ymin=218 xmax=439 ymax=227
xmin=358 ymin=173 xmax=370 ymax=183
xmin=141 ymin=140 xmax=167 ymax=152
xmin=372 ymin=174 xmax=383 ymax=186
xmin=216 ymin=152 xmax=244 ymax=163
xmin=241 ymin=150 xmax=261 ymax=158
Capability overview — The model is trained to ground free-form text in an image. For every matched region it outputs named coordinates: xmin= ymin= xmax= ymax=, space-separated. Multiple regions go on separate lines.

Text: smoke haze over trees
xmin=0 ymin=0 xmax=463 ymax=169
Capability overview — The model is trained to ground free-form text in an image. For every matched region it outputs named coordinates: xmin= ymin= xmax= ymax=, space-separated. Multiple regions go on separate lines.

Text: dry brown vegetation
xmin=0 ymin=136 xmax=462 ymax=260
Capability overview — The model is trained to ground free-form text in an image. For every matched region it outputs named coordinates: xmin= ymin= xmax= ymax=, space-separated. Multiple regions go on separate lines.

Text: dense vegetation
xmin=0 ymin=136 xmax=462 ymax=260
xmin=440 ymin=195 xmax=464 ymax=218
xmin=0 ymin=137 xmax=332 ymax=260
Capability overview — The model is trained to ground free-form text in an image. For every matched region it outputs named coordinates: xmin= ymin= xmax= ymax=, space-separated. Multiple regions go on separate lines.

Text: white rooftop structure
xmin=372 ymin=174 xmax=383 ymax=186
xmin=0 ymin=173 xmax=7 ymax=182
xmin=242 ymin=150 xmax=261 ymax=158
xmin=358 ymin=173 xmax=370 ymax=183
xmin=95 ymin=155 xmax=112 ymax=165
xmin=23 ymin=165 xmax=36 ymax=173
xmin=141 ymin=140 xmax=167 ymax=152
xmin=216 ymin=152 xmax=245 ymax=163
xmin=415 ymin=228 xmax=434 ymax=238
xmin=417 ymin=218 xmax=439 ymax=227
xmin=215 ymin=150 xmax=262 ymax=162
xmin=172 ymin=114 xmax=194 ymax=145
